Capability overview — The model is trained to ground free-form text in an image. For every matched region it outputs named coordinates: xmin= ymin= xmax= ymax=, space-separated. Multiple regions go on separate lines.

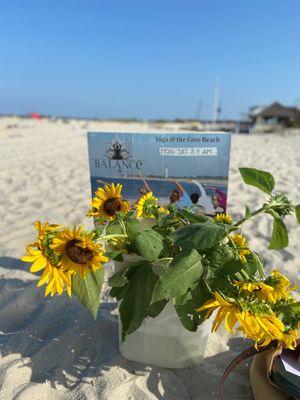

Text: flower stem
xmin=102 ymin=234 xmax=127 ymax=240
xmin=234 ymin=205 xmax=267 ymax=228
xmin=240 ymin=269 xmax=250 ymax=280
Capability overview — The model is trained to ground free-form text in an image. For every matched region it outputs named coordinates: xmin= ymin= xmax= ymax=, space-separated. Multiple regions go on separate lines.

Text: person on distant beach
xmin=169 ymin=181 xmax=192 ymax=209
xmin=209 ymin=186 xmax=227 ymax=210
xmin=191 ymin=180 xmax=215 ymax=215
xmin=190 ymin=193 xmax=204 ymax=215
xmin=190 ymin=193 xmax=200 ymax=205
xmin=137 ymin=173 xmax=151 ymax=196
xmin=212 ymin=194 xmax=224 ymax=213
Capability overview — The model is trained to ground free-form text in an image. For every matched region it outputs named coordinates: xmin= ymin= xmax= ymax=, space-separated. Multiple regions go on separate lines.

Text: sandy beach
xmin=0 ymin=116 xmax=299 ymax=400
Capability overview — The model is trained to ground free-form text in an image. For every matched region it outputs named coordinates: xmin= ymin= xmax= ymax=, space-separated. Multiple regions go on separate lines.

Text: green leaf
xmin=191 ymin=280 xmax=212 ymax=309
xmin=209 ymin=275 xmax=233 ymax=294
xmin=109 ymin=259 xmax=143 ymax=288
xmin=157 ymin=213 xmax=177 ymax=227
xmin=170 ymin=222 xmax=227 ymax=250
xmin=295 ymin=204 xmax=300 ymax=224
xmin=105 ymin=249 xmax=123 ymax=262
xmin=176 ymin=209 xmax=208 ymax=224
xmin=124 ymin=218 xmax=141 ymax=240
xmin=72 ymin=268 xmax=105 ymax=320
xmin=266 ymin=209 xmax=280 ymax=219
xmin=106 ymin=220 xmax=124 ymax=235
xmin=109 ymin=285 xmax=128 ymax=301
xmin=93 ymin=226 xmax=105 ymax=239
xmin=107 ymin=218 xmax=141 ymax=238
xmin=108 ymin=264 xmax=131 ymax=287
xmin=135 ymin=228 xmax=164 ymax=261
xmin=219 ymin=259 xmax=244 ymax=275
xmin=239 ymin=167 xmax=275 ymax=194
xmin=151 ymin=249 xmax=203 ymax=303
xmin=269 ymin=218 xmax=289 ymax=250
xmin=191 ymin=281 xmax=212 ymax=326
xmin=174 ymin=291 xmax=197 ymax=332
xmin=147 ymin=299 xmax=167 ymax=318
xmin=247 ymin=251 xmax=265 ymax=277
xmin=205 ymin=247 xmax=244 ymax=283
xmin=205 ymin=245 xmax=237 ymax=270
xmin=174 ymin=281 xmax=212 ymax=331
xmin=245 ymin=205 xmax=251 ymax=219
xmin=119 ymin=260 xmax=158 ymax=340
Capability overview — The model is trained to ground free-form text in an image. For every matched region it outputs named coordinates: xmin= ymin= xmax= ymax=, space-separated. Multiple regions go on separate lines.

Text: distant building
xmin=249 ymin=102 xmax=300 ymax=132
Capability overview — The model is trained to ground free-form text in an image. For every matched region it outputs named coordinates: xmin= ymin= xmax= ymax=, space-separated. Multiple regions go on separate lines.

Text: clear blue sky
xmin=1 ymin=1 xmax=300 ymax=120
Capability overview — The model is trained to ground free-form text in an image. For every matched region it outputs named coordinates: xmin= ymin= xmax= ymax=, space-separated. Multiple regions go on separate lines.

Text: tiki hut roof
xmin=252 ymin=102 xmax=299 ymax=120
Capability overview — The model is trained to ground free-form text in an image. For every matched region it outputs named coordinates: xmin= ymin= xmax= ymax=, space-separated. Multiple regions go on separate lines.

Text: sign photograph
xmin=88 ymin=132 xmax=231 ymax=215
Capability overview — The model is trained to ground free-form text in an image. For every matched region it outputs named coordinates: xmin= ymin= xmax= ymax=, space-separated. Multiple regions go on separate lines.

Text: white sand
xmin=0 ymin=117 xmax=299 ymax=400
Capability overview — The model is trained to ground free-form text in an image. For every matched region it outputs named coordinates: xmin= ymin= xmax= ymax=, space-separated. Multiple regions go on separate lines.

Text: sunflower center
xmin=65 ymin=239 xmax=93 ymax=264
xmin=104 ymin=198 xmax=122 ymax=216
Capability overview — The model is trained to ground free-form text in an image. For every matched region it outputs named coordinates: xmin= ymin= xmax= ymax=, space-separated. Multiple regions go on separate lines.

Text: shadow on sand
xmin=0 ymin=257 xmax=254 ymax=399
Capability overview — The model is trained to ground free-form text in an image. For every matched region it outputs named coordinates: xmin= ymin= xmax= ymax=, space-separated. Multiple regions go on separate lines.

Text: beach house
xmin=249 ymin=102 xmax=300 ymax=133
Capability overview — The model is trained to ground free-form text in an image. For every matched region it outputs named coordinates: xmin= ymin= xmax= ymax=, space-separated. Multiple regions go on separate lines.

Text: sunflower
xmin=231 ymin=233 xmax=251 ymax=263
xmin=136 ymin=192 xmax=158 ymax=218
xmin=34 ymin=220 xmax=61 ymax=241
xmin=87 ymin=183 xmax=130 ymax=220
xmin=21 ymin=243 xmax=72 ymax=297
xmin=196 ymin=292 xmax=240 ymax=333
xmin=237 ymin=310 xmax=285 ymax=348
xmin=214 ymin=213 xmax=232 ymax=224
xmin=236 ymin=271 xmax=295 ymax=303
xmin=269 ymin=270 xmax=295 ymax=301
xmin=159 ymin=206 xmax=170 ymax=215
xmin=235 ymin=281 xmax=276 ymax=303
xmin=50 ymin=225 xmax=108 ymax=277
xmin=196 ymin=291 xmax=287 ymax=348
xmin=281 ymin=329 xmax=299 ymax=350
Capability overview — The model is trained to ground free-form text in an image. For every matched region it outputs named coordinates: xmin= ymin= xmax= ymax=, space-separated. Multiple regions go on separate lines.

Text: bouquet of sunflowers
xmin=22 ymin=168 xmax=300 ymax=350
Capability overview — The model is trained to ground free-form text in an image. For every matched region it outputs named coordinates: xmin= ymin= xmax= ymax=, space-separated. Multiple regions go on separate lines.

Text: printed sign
xmin=88 ymin=132 xmax=231 ymax=215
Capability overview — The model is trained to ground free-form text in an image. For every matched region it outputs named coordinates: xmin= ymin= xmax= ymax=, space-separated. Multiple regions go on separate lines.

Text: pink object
xmin=209 ymin=186 xmax=227 ymax=210
xmin=29 ymin=112 xmax=42 ymax=120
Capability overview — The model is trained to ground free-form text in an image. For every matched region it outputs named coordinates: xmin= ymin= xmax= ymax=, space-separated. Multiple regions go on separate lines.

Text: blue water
xmin=90 ymin=176 xmax=227 ymax=202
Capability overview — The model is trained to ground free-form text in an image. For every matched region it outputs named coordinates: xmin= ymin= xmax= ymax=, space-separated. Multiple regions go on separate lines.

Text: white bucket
xmin=114 ymin=254 xmax=212 ymax=368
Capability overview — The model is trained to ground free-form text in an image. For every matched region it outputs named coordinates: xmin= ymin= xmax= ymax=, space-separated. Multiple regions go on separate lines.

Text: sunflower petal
xmin=44 ymin=278 xmax=55 ymax=297
xmin=225 ymin=310 xmax=238 ymax=333
xmin=37 ymin=267 xmax=51 ymax=287
xmin=21 ymin=254 xmax=39 ymax=262
xmin=30 ymin=256 xmax=48 ymax=272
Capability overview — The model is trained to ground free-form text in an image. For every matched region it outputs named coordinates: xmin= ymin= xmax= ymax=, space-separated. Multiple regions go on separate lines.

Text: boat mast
xmin=212 ymin=78 xmax=221 ymax=123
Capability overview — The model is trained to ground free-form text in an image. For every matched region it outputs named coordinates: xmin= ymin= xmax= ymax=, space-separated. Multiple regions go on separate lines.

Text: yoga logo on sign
xmin=93 ymin=135 xmax=144 ymax=171
xmin=105 ymin=135 xmax=131 ymax=160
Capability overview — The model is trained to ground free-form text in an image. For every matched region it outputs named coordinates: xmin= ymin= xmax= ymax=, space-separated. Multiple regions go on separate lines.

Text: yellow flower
xmin=196 ymin=292 xmax=240 ymax=333
xmin=236 ymin=281 xmax=276 ymax=303
xmin=270 ymin=270 xmax=295 ymax=301
xmin=34 ymin=221 xmax=61 ymax=241
xmin=109 ymin=237 xmax=128 ymax=253
xmin=87 ymin=183 xmax=130 ymax=220
xmin=281 ymin=329 xmax=299 ymax=350
xmin=236 ymin=271 xmax=295 ymax=304
xmin=159 ymin=206 xmax=170 ymax=215
xmin=50 ymin=225 xmax=108 ymax=277
xmin=214 ymin=213 xmax=232 ymax=224
xmin=231 ymin=233 xmax=250 ymax=263
xmin=136 ymin=192 xmax=158 ymax=218
xmin=21 ymin=244 xmax=72 ymax=297
xmin=196 ymin=292 xmax=287 ymax=348
xmin=237 ymin=311 xmax=285 ymax=348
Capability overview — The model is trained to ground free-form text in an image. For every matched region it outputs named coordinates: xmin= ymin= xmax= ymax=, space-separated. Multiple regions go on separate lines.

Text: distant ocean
xmin=90 ymin=176 xmax=227 ymax=203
